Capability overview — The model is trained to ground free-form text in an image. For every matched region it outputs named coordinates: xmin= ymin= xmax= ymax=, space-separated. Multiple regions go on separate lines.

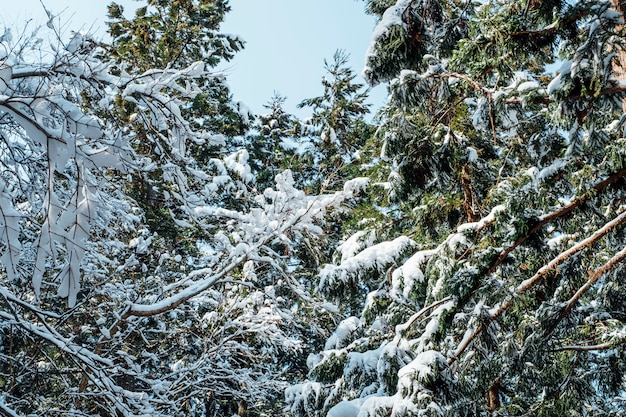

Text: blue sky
xmin=220 ymin=0 xmax=387 ymax=118
xmin=2 ymin=0 xmax=387 ymax=119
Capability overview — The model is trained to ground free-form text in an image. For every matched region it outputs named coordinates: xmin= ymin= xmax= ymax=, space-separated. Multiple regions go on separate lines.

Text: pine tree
xmin=247 ymin=92 xmax=303 ymax=190
xmin=287 ymin=1 xmax=626 ymax=416
xmin=104 ymin=0 xmax=251 ymax=244
xmin=298 ymin=50 xmax=373 ymax=193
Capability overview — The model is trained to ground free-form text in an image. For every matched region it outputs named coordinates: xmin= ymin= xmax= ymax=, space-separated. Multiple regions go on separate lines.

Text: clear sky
xmin=220 ymin=0 xmax=387 ymax=118
xmin=1 ymin=0 xmax=387 ymax=119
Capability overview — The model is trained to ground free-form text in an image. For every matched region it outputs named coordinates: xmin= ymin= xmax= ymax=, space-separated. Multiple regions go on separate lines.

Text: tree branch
xmin=0 ymin=402 xmax=21 ymax=417
xmin=508 ymin=11 xmax=589 ymax=39
xmin=396 ymin=296 xmax=454 ymax=337
xmin=486 ymin=167 xmax=626 ymax=276
xmin=544 ymin=243 xmax=626 ymax=338
xmin=551 ymin=341 xmax=620 ymax=352
xmin=450 ymin=208 xmax=626 ymax=364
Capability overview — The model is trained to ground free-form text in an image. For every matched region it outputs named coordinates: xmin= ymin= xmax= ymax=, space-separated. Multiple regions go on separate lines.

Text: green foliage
xmin=288 ymin=1 xmax=626 ymax=416
xmin=107 ymin=0 xmax=242 ymax=70
xmin=297 ymin=50 xmax=373 ymax=191
xmin=104 ymin=0 xmax=252 ymax=252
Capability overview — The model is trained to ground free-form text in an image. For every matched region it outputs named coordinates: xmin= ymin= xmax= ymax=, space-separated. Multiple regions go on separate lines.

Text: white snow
xmin=397 ymin=350 xmax=445 ymax=383
xmin=327 ymin=399 xmax=364 ymax=417
xmin=325 ymin=317 xmax=362 ymax=350
xmin=363 ymin=0 xmax=413 ymax=84
xmin=357 ymin=396 xmax=396 ymax=417
xmin=336 ymin=230 xmax=376 ymax=263
xmin=517 ymin=80 xmax=540 ymax=92
xmin=456 ymin=204 xmax=505 ymax=233
xmin=467 ymin=146 xmax=478 ymax=163
xmin=343 ymin=177 xmax=370 ymax=195
xmin=537 ymin=158 xmax=567 ymax=181
xmin=547 ymin=60 xmax=572 ymax=95
xmin=391 ymin=249 xmax=436 ymax=300
xmin=319 ymin=236 xmax=416 ymax=291
xmin=547 ymin=233 xmax=573 ymax=250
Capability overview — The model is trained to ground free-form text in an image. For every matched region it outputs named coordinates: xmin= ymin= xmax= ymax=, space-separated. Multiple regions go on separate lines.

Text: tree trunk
xmin=487 ymin=378 xmax=501 ymax=412
xmin=611 ymin=0 xmax=626 ymax=112
xmin=461 ymin=165 xmax=479 ymax=222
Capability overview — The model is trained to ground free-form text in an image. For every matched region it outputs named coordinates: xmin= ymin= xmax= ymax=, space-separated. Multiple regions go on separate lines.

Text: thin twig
xmin=551 ymin=341 xmax=617 ymax=352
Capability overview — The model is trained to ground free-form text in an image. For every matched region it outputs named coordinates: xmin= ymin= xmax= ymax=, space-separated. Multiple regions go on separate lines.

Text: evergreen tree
xmin=247 ymin=92 xmax=303 ymax=191
xmin=298 ymin=50 xmax=373 ymax=193
xmin=104 ymin=0 xmax=251 ymax=244
xmin=287 ymin=1 xmax=626 ymax=416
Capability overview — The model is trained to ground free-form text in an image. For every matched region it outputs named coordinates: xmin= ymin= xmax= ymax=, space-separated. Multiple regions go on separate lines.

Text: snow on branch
xmin=452 ymin=208 xmax=626 ymax=363
xmin=486 ymin=166 xmax=626 ymax=276
xmin=318 ymin=235 xmax=417 ymax=295
xmin=128 ymin=170 xmax=352 ymax=317
xmin=0 ymin=32 xmax=215 ymax=307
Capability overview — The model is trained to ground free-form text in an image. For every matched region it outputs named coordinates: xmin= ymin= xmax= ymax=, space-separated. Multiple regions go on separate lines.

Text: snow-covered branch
xmin=452 ymin=209 xmax=626 ymax=363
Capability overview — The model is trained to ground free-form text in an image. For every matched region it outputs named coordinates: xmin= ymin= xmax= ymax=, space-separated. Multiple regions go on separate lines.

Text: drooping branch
xmin=0 ymin=402 xmax=20 ymax=417
xmin=125 ymin=258 xmax=241 ymax=317
xmin=396 ymin=296 xmax=454 ymax=336
xmin=0 ymin=287 xmax=61 ymax=319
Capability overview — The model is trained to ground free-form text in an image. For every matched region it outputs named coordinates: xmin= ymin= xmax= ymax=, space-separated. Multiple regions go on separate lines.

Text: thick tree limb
xmin=450 ymin=208 xmax=626 ymax=364
xmin=486 ymin=167 xmax=626 ymax=276
xmin=543 ymin=243 xmax=626 ymax=338
xmin=610 ymin=0 xmax=626 ymax=110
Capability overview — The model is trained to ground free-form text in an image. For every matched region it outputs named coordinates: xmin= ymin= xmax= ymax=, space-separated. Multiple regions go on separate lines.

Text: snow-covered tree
xmin=0 ymin=4 xmax=356 ymax=417
xmin=246 ymin=92 xmax=304 ymax=191
xmin=104 ymin=0 xmax=252 ymax=244
xmin=287 ymin=1 xmax=626 ymax=416
xmin=298 ymin=50 xmax=373 ymax=193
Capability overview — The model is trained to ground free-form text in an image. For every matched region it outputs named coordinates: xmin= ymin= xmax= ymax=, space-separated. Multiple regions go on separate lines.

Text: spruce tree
xmin=298 ymin=50 xmax=373 ymax=193
xmin=287 ymin=1 xmax=626 ymax=416
xmin=247 ymin=92 xmax=303 ymax=191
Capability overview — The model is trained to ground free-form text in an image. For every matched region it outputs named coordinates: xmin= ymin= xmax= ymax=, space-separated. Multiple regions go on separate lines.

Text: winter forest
xmin=4 ymin=0 xmax=626 ymax=416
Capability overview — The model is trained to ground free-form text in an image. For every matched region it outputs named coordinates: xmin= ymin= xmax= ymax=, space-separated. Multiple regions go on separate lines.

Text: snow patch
xmin=319 ymin=236 xmax=416 ymax=292
xmin=327 ymin=399 xmax=364 ymax=417
xmin=397 ymin=350 xmax=445 ymax=383
xmin=325 ymin=316 xmax=361 ymax=350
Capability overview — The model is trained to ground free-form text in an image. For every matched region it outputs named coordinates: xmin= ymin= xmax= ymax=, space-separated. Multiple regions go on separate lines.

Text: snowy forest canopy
xmin=3 ymin=0 xmax=626 ymax=417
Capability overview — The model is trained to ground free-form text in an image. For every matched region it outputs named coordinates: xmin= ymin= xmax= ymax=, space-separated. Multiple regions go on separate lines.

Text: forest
xmin=1 ymin=0 xmax=626 ymax=416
